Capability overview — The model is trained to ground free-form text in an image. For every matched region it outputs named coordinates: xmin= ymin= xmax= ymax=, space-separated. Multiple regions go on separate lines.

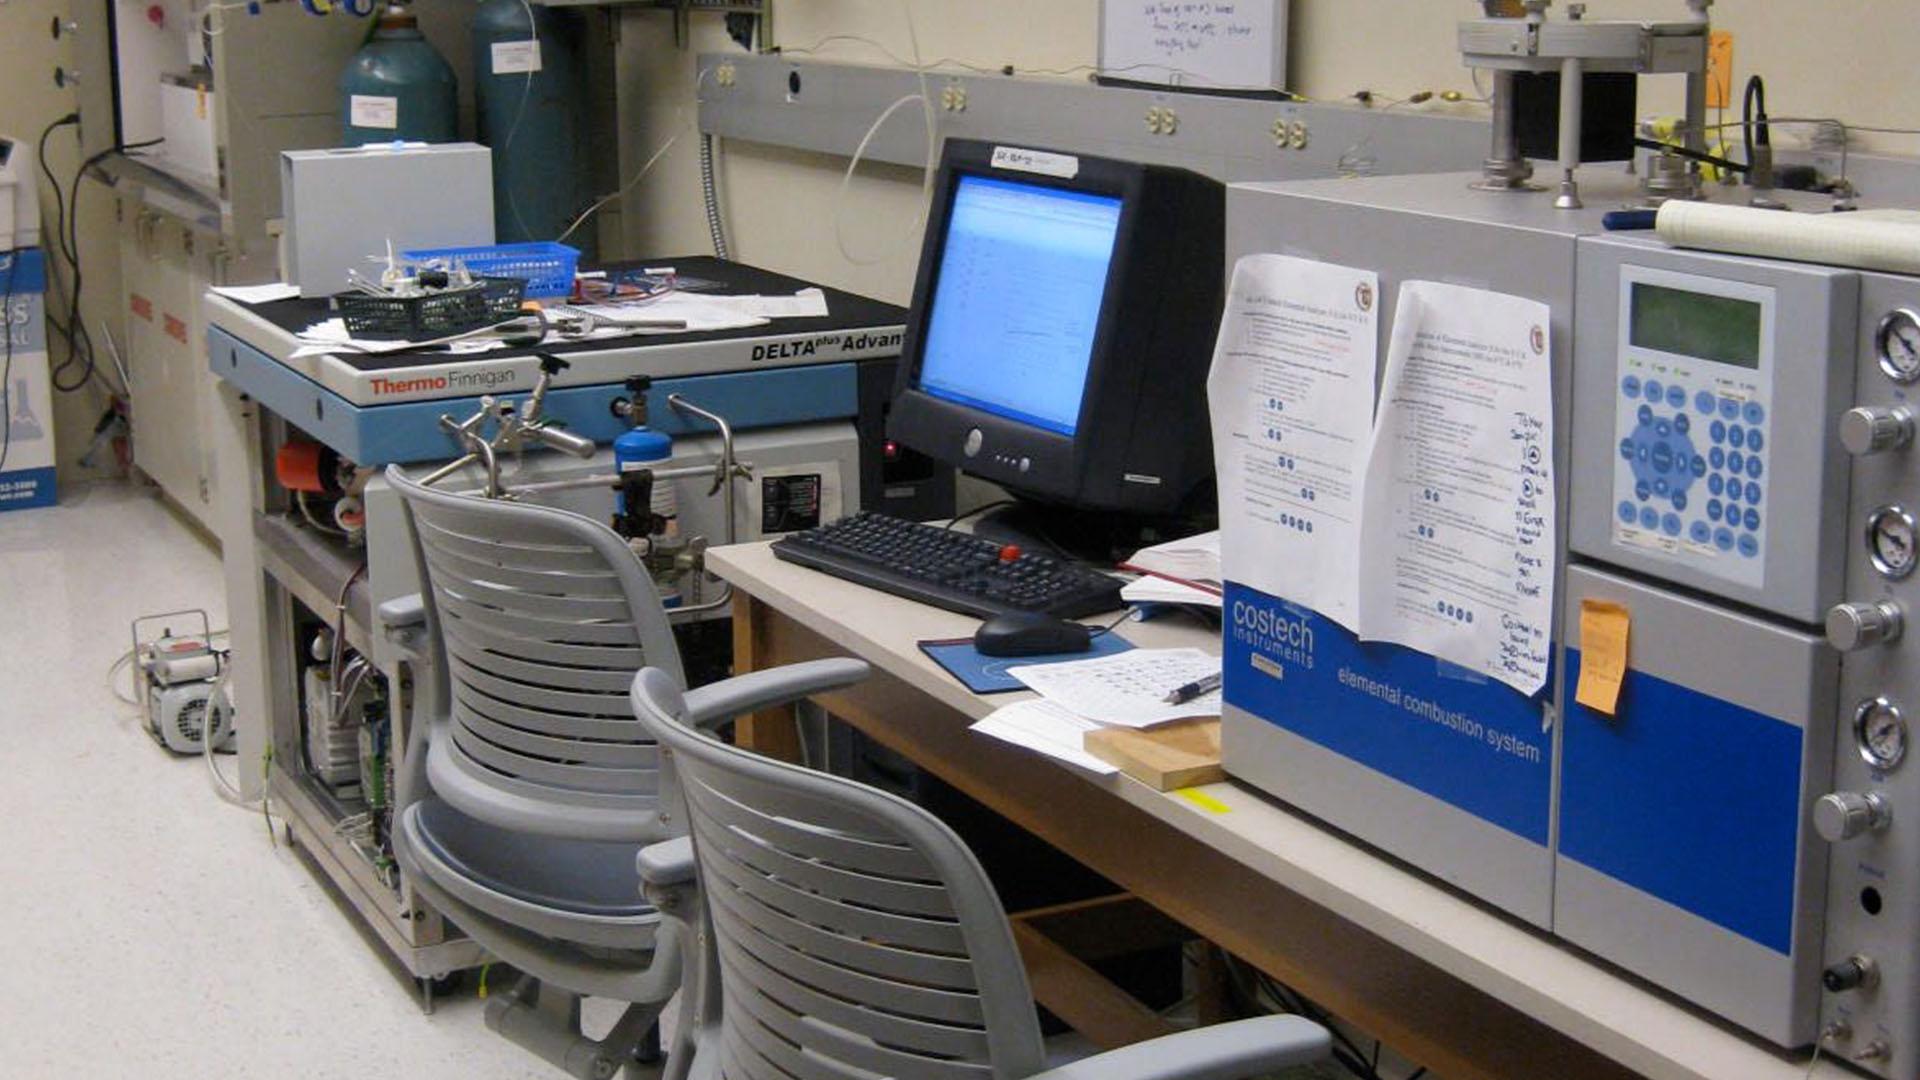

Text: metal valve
xmin=1841 ymin=405 xmax=1916 ymax=455
xmin=1828 ymin=601 xmax=1903 ymax=652
xmin=1822 ymin=953 xmax=1881 ymax=993
xmin=1813 ymin=791 xmax=1892 ymax=843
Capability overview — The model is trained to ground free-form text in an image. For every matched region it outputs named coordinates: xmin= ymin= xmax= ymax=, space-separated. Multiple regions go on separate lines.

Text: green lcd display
xmin=1630 ymin=282 xmax=1763 ymax=369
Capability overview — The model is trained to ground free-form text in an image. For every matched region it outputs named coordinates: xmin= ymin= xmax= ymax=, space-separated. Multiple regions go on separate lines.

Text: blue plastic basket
xmin=402 ymin=241 xmax=580 ymax=298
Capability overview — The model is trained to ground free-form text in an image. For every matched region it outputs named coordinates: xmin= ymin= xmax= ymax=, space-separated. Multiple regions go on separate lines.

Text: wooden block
xmin=1084 ymin=719 xmax=1223 ymax=791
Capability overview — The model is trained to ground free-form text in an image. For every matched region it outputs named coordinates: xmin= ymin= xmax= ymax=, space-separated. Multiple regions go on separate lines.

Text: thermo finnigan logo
xmin=369 ymin=368 xmax=520 ymax=397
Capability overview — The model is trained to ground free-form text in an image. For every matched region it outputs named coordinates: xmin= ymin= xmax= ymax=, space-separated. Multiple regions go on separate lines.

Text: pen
xmin=1162 ymin=671 xmax=1223 ymax=705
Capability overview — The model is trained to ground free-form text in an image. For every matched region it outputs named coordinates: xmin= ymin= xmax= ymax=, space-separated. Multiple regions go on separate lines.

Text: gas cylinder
xmin=615 ymin=426 xmax=678 ymax=527
xmin=339 ymin=3 xmax=459 ymax=146
xmin=472 ymin=0 xmax=589 ymax=247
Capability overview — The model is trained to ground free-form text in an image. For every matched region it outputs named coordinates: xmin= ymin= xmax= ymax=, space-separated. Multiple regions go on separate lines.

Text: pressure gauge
xmin=1876 ymin=309 xmax=1920 ymax=383
xmin=1867 ymin=506 xmax=1919 ymax=580
xmin=1854 ymin=697 xmax=1908 ymax=771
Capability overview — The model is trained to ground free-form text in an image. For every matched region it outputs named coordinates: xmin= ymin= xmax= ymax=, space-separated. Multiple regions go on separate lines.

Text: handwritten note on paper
xmin=1355 ymin=281 xmax=1556 ymax=696
xmin=1208 ymin=254 xmax=1378 ymax=631
xmin=1009 ymin=648 xmax=1223 ymax=729
xmin=1099 ymin=1 xmax=1287 ymax=92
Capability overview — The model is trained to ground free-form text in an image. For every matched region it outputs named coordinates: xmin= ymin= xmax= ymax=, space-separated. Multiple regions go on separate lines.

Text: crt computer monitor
xmin=886 ymin=139 xmax=1225 ymax=518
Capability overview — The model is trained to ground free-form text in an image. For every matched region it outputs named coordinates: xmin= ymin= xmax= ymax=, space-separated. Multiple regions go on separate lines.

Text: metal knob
xmin=1841 ymin=406 xmax=1915 ymax=455
xmin=1822 ymin=954 xmax=1881 ymax=993
xmin=1828 ymin=601 xmax=1903 ymax=651
xmin=53 ymin=66 xmax=80 ymax=88
xmin=1814 ymin=791 xmax=1892 ymax=842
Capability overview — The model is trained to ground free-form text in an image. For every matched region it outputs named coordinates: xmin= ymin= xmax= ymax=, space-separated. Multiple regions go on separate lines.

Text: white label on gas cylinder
xmin=349 ymin=95 xmax=400 ymax=130
xmin=491 ymin=40 xmax=542 ymax=75
xmin=990 ymin=145 xmax=1079 ymax=179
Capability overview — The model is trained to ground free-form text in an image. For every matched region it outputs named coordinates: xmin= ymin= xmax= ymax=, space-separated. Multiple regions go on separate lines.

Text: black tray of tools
xmin=333 ymin=276 xmax=527 ymax=341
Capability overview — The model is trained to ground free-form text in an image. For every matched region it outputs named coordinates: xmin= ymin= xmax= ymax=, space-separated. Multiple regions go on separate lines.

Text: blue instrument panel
xmin=1609 ymin=266 xmax=1775 ymax=589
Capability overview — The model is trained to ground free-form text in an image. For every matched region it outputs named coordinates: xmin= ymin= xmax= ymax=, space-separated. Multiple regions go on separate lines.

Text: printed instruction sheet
xmin=1208 ymin=264 xmax=1556 ymax=697
xmin=1206 ymin=254 xmax=1379 ymax=630
xmin=1355 ymin=281 xmax=1555 ymax=696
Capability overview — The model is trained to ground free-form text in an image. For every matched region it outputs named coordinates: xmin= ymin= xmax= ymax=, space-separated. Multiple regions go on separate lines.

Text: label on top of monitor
xmin=990 ymin=145 xmax=1079 ymax=180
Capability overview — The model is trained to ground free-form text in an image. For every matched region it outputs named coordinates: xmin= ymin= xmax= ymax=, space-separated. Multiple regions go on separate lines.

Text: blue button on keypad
xmin=1690 ymin=455 xmax=1707 ymax=477
xmin=1738 ymin=533 xmax=1759 ymax=558
xmin=1707 ymin=499 xmax=1723 ymax=522
xmin=1695 ymin=390 xmax=1716 ymax=414
xmin=1726 ymin=483 xmax=1743 ymax=506
xmin=1655 ymin=419 xmax=1672 ymax=438
xmin=1690 ymin=520 xmax=1712 ymax=544
xmin=1744 ymin=507 xmax=1761 ymax=532
xmin=1715 ymin=527 xmax=1736 ymax=551
xmin=1636 ymin=480 xmax=1652 ymax=502
xmin=1671 ymin=491 xmax=1688 ymax=512
xmin=1674 ymin=413 xmax=1691 ymax=435
xmin=1744 ymin=401 xmax=1765 ymax=425
xmin=1645 ymin=380 xmax=1665 ymax=403
xmin=1710 ymin=447 xmax=1726 ymax=469
xmin=1708 ymin=474 xmax=1724 ymax=497
xmin=1662 ymin=513 xmax=1682 ymax=536
xmin=1746 ymin=457 xmax=1763 ymax=481
xmin=1746 ymin=430 xmax=1762 ymax=452
xmin=1619 ymin=438 xmax=1635 ymax=461
xmin=1639 ymin=404 xmax=1655 ymax=425
xmin=1650 ymin=443 xmax=1674 ymax=473
xmin=1653 ymin=477 xmax=1671 ymax=497
xmin=1619 ymin=500 xmax=1637 ymax=524
xmin=1729 ymin=425 xmax=1746 ymax=450
xmin=1640 ymin=506 xmax=1660 ymax=530
xmin=1711 ymin=420 xmax=1727 ymax=443
xmin=1746 ymin=480 xmax=1762 ymax=505
xmin=1720 ymin=397 xmax=1741 ymax=419
xmin=1728 ymin=450 xmax=1746 ymax=474
xmin=1622 ymin=375 xmax=1642 ymax=397
xmin=1665 ymin=385 xmax=1687 ymax=409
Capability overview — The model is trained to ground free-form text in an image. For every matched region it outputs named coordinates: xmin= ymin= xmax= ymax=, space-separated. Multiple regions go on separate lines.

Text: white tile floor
xmin=0 ymin=481 xmax=553 ymax=1079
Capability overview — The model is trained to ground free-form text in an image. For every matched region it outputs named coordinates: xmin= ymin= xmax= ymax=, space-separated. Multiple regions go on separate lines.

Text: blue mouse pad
xmin=919 ymin=632 xmax=1136 ymax=694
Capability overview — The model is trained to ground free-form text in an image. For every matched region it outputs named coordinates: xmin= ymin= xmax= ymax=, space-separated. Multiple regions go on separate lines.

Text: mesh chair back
xmin=388 ymin=464 xmax=685 ymax=841
xmin=630 ymin=667 xmax=1048 ymax=1080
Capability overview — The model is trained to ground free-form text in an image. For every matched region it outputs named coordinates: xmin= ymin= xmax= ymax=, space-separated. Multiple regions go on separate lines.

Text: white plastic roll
xmin=1656 ymin=201 xmax=1920 ymax=276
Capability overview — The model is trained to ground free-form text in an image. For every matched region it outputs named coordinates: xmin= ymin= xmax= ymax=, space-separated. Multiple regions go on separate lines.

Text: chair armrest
xmin=681 ymin=658 xmax=871 ymax=732
xmin=637 ymin=836 xmax=696 ymax=889
xmin=377 ymin=593 xmax=427 ymax=630
xmin=1025 ymin=1016 xmax=1329 ymax=1080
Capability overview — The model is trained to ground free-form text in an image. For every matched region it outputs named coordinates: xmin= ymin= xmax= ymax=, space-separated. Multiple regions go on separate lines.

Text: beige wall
xmin=612 ymin=0 xmax=1920 ymax=307
xmin=2 ymin=0 xmax=123 ymax=489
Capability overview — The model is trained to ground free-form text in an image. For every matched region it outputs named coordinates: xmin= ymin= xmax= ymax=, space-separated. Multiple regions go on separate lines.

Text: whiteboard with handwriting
xmin=1098 ymin=0 xmax=1288 ymax=93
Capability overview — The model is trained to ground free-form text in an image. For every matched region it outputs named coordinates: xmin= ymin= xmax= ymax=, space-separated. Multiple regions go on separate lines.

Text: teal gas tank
xmin=472 ymin=0 xmax=588 ymax=247
xmin=339 ymin=5 xmax=459 ymax=146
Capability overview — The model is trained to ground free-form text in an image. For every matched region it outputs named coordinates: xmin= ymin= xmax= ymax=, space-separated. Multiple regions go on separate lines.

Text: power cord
xmin=52 ymin=136 xmax=166 ymax=393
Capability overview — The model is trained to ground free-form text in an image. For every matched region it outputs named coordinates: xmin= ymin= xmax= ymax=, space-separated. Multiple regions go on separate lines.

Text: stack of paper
xmin=968 ymin=647 xmax=1223 ymax=774
xmin=1119 ymin=531 xmax=1222 ymax=608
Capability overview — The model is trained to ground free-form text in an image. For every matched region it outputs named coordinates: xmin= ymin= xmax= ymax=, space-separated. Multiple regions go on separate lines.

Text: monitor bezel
xmin=889 ymin=141 xmax=1150 ymax=504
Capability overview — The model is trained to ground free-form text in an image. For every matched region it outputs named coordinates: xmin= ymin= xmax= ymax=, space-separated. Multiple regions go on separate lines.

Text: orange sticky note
xmin=1705 ymin=31 xmax=1735 ymax=110
xmin=1575 ymin=599 xmax=1630 ymax=716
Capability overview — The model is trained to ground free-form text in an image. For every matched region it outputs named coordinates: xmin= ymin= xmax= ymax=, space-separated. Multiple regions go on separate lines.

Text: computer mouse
xmin=973 ymin=611 xmax=1094 ymax=657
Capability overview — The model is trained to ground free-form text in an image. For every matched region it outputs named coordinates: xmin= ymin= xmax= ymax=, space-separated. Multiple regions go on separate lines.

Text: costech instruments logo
xmin=369 ymin=368 xmax=520 ymax=397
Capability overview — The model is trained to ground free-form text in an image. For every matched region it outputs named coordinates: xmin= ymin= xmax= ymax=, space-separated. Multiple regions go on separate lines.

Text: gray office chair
xmin=381 ymin=464 xmax=866 ymax=1079
xmin=629 ymin=664 xmax=1333 ymax=1080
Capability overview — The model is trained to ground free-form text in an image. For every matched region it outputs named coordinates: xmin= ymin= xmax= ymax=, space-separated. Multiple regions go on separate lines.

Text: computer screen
xmin=888 ymin=140 xmax=1223 ymax=519
xmin=915 ymin=176 xmax=1124 ymax=436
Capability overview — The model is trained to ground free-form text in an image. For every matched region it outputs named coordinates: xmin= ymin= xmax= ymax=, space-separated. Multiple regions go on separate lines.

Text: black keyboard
xmin=772 ymin=512 xmax=1125 ymax=619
